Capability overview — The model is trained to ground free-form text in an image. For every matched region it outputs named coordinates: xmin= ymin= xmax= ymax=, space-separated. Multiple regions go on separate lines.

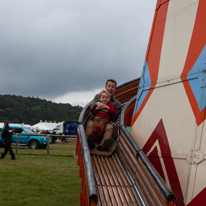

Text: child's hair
xmin=99 ymin=89 xmax=111 ymax=99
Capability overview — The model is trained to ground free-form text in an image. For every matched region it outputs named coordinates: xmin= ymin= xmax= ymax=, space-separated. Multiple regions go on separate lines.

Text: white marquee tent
xmin=32 ymin=122 xmax=58 ymax=131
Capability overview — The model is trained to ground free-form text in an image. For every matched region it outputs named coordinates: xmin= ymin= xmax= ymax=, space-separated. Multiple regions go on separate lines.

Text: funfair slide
xmin=76 ymin=0 xmax=206 ymax=205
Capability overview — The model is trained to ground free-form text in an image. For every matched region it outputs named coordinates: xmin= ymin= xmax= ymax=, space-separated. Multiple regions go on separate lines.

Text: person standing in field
xmin=0 ymin=122 xmax=16 ymax=160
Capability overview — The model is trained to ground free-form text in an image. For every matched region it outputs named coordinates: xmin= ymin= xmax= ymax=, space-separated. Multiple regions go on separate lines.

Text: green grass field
xmin=0 ymin=142 xmax=81 ymax=206
xmin=0 ymin=140 xmax=77 ymax=156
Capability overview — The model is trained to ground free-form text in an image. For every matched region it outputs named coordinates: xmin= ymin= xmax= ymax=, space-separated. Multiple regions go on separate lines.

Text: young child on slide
xmin=89 ymin=89 xmax=116 ymax=149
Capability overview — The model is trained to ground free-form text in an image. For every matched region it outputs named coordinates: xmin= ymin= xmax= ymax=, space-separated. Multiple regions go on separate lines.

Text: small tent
xmin=32 ymin=122 xmax=58 ymax=131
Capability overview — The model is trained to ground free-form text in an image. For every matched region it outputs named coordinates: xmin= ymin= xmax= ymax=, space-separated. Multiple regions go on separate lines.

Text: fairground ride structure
xmin=76 ymin=0 xmax=206 ymax=205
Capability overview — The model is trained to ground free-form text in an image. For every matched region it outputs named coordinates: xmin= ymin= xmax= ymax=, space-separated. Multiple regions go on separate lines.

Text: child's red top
xmin=93 ymin=103 xmax=116 ymax=121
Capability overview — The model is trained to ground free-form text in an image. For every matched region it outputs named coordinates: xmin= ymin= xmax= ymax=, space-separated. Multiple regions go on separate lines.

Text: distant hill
xmin=0 ymin=95 xmax=83 ymax=125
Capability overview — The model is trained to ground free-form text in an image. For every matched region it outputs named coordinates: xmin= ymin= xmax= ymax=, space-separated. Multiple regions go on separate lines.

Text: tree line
xmin=0 ymin=95 xmax=83 ymax=125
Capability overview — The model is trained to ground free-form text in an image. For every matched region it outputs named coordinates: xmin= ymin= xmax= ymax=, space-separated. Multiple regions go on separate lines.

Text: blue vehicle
xmin=64 ymin=121 xmax=77 ymax=136
xmin=56 ymin=121 xmax=77 ymax=136
xmin=0 ymin=126 xmax=50 ymax=149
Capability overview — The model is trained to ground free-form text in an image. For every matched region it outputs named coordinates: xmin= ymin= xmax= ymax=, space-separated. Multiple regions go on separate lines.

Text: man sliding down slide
xmin=86 ymin=79 xmax=122 ymax=151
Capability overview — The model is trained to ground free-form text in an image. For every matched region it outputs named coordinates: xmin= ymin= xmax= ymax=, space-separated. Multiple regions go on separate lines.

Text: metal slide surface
xmin=76 ymin=79 xmax=176 ymax=206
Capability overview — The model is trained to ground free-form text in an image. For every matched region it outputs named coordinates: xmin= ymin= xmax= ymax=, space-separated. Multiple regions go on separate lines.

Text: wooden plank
xmin=114 ymin=153 xmax=133 ymax=186
xmin=109 ymin=157 xmax=124 ymax=187
xmin=130 ymin=187 xmax=144 ymax=206
xmin=116 ymin=187 xmax=129 ymax=206
xmin=93 ymin=156 xmax=106 ymax=186
xmin=97 ymin=186 xmax=105 ymax=206
xmin=102 ymin=186 xmax=112 ymax=206
xmin=100 ymin=156 xmax=115 ymax=186
xmin=119 ymin=143 xmax=157 ymax=205
xmin=118 ymin=144 xmax=137 ymax=179
xmin=96 ymin=186 xmax=102 ymax=206
xmin=119 ymin=144 xmax=164 ymax=206
xmin=138 ymin=158 xmax=168 ymax=206
xmin=112 ymin=154 xmax=130 ymax=187
xmin=97 ymin=156 xmax=110 ymax=186
xmin=115 ymin=86 xmax=139 ymax=98
xmin=119 ymin=134 xmax=137 ymax=156
xmin=126 ymin=187 xmax=139 ymax=206
xmin=105 ymin=157 xmax=120 ymax=186
xmin=111 ymin=186 xmax=123 ymax=206
xmin=114 ymin=79 xmax=139 ymax=97
xmin=118 ymin=147 xmax=150 ymax=205
xmin=107 ymin=186 xmax=117 ymax=206
xmin=119 ymin=136 xmax=166 ymax=206
xmin=121 ymin=187 xmax=134 ymax=206
xmin=91 ymin=156 xmax=101 ymax=186
xmin=117 ymin=92 xmax=138 ymax=104
xmin=134 ymin=180 xmax=156 ymax=206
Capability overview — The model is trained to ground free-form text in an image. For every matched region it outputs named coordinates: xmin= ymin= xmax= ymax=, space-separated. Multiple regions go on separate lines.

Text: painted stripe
xmin=147 ymin=2 xmax=169 ymax=83
xmin=188 ymin=45 xmax=206 ymax=76
xmin=132 ymin=61 xmax=151 ymax=116
xmin=181 ymin=0 xmax=206 ymax=125
xmin=131 ymin=1 xmax=169 ymax=126
xmin=182 ymin=0 xmax=206 ymax=76
xmin=187 ymin=46 xmax=206 ymax=113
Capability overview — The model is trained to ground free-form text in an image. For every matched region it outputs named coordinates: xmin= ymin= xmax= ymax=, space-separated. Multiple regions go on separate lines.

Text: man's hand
xmin=96 ymin=102 xmax=109 ymax=112
xmin=96 ymin=102 xmax=105 ymax=110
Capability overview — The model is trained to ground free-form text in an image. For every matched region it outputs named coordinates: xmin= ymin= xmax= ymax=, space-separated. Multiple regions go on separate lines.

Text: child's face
xmin=99 ymin=92 xmax=110 ymax=104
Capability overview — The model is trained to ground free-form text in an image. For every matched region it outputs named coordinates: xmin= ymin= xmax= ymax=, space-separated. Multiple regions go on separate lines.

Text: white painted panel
xmin=158 ymin=0 xmax=199 ymax=79
xmin=130 ymin=82 xmax=197 ymax=154
xmin=130 ymin=82 xmax=197 ymax=203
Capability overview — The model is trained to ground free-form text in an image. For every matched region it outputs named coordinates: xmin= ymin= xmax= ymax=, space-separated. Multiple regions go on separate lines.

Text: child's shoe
xmin=97 ymin=138 xmax=113 ymax=151
xmin=88 ymin=133 xmax=95 ymax=150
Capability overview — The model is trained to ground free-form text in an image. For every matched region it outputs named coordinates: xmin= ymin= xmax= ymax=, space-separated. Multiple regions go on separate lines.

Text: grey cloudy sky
xmin=0 ymin=0 xmax=156 ymax=106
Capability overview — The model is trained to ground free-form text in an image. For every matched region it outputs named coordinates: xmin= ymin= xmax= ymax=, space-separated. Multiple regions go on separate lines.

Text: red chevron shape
xmin=186 ymin=187 xmax=206 ymax=206
xmin=142 ymin=119 xmax=185 ymax=206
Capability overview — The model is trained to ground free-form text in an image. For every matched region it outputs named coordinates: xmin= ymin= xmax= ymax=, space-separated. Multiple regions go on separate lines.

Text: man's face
xmin=105 ymin=81 xmax=116 ymax=95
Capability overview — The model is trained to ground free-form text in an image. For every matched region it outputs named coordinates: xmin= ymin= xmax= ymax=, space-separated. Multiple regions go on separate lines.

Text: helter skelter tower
xmin=130 ymin=0 xmax=206 ymax=205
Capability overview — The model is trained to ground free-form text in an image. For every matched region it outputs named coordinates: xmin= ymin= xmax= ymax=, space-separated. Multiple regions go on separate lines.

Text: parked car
xmin=0 ymin=126 xmax=51 ymax=149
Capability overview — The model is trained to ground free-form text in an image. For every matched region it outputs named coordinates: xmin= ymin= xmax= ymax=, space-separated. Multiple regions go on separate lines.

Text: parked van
xmin=56 ymin=121 xmax=77 ymax=136
xmin=0 ymin=126 xmax=50 ymax=149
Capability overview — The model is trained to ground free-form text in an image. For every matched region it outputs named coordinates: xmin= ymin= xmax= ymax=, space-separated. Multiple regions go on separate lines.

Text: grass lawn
xmin=0 ymin=139 xmax=77 ymax=156
xmin=0 ymin=142 xmax=81 ymax=206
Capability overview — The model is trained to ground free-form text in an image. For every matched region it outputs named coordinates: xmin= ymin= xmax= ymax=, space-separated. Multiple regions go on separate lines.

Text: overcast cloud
xmin=0 ymin=0 xmax=156 ymax=106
